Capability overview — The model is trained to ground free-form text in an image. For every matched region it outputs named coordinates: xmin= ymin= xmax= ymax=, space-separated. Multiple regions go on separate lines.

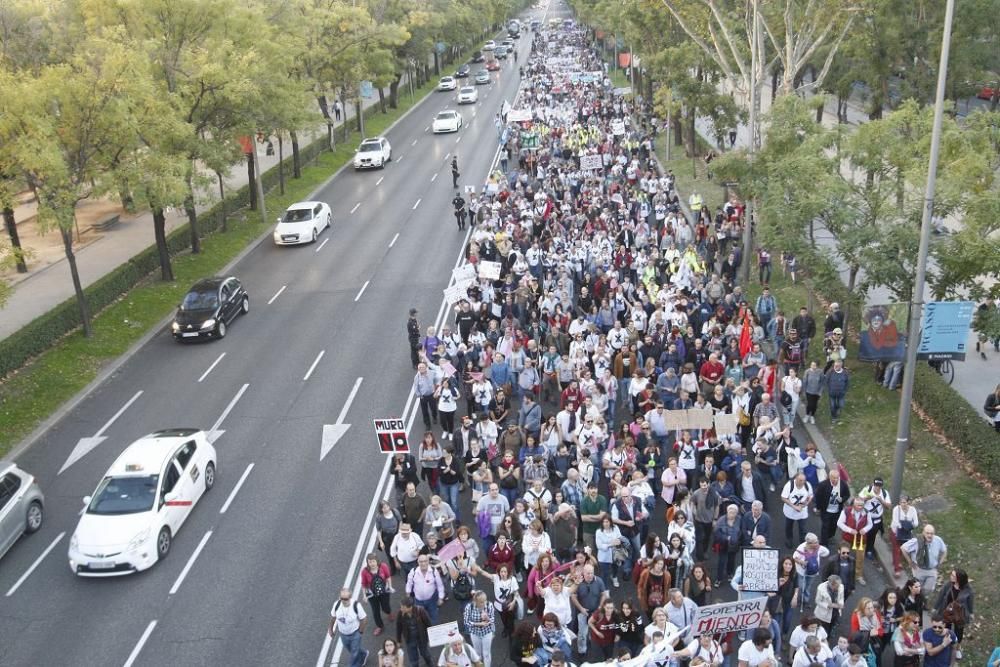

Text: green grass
xmin=0 ymin=76 xmax=440 ymax=457
xmin=655 ymin=132 xmax=726 ymax=208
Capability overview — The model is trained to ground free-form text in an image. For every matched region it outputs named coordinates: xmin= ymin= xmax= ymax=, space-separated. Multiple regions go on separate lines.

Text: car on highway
xmin=455 ymin=63 xmax=471 ymax=78
xmin=470 ymin=50 xmax=485 ymax=63
xmin=486 ymin=59 xmax=501 ymax=72
xmin=171 ymin=276 xmax=249 ymax=341
xmin=432 ymin=109 xmax=463 ymax=133
xmin=353 ymin=136 xmax=392 ymax=169
xmin=502 ymin=38 xmax=515 ymax=49
xmin=474 ymin=69 xmax=490 ymax=85
xmin=0 ymin=462 xmax=44 ymax=560
xmin=494 ymin=46 xmax=509 ymax=59
xmin=68 ymin=429 xmax=218 ymax=577
xmin=437 ymin=76 xmax=457 ymax=91
xmin=483 ymin=40 xmax=496 ymax=51
xmin=457 ymin=86 xmax=478 ymax=104
xmin=272 ymin=200 xmax=332 ymax=246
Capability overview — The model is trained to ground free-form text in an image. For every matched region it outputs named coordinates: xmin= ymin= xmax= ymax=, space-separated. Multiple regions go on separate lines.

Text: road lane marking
xmin=314 ymin=238 xmax=329 ymax=253
xmin=350 ymin=202 xmax=360 ymax=214
xmin=354 ymin=281 xmax=370 ymax=302
xmin=303 ymin=350 xmax=326 ymax=381
xmin=321 ymin=376 xmax=364 ymax=461
xmin=123 ymin=620 xmax=157 ymax=667
xmin=220 ymin=463 xmax=254 ymax=514
xmin=60 ymin=390 xmax=144 ymax=474
xmin=267 ymin=285 xmax=286 ymax=305
xmin=389 ymin=233 xmax=399 ymax=248
xmin=169 ymin=531 xmax=212 ymax=595
xmin=456 ymin=135 xmax=462 ymax=143
xmin=376 ymin=176 xmax=384 ymax=186
xmin=472 ymin=109 xmax=477 ymax=117
xmin=431 ymin=172 xmax=437 ymax=182
xmin=5 ymin=532 xmax=65 ymax=597
xmin=411 ymin=139 xmax=418 ymax=146
xmin=425 ymin=126 xmax=429 ymax=132
xmin=206 ymin=383 xmax=248 ymax=443
xmin=444 ymin=153 xmax=450 ymax=161
xmin=197 ymin=353 xmax=226 ymax=383
xmin=395 ymin=154 xmax=403 ymax=162
xmin=412 ymin=198 xmax=421 ymax=210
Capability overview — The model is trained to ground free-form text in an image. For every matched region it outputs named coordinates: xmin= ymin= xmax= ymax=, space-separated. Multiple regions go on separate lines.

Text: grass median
xmin=0 ymin=76 xmax=439 ymax=458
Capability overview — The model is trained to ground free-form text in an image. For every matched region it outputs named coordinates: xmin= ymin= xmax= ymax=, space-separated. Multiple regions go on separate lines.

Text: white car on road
xmin=432 ymin=110 xmax=463 ymax=133
xmin=273 ymin=201 xmax=332 ymax=245
xmin=457 ymin=86 xmax=478 ymax=104
xmin=353 ymin=137 xmax=392 ymax=169
xmin=437 ymin=76 xmax=457 ymax=91
xmin=68 ymin=429 xmax=218 ymax=577
xmin=483 ymin=40 xmax=496 ymax=51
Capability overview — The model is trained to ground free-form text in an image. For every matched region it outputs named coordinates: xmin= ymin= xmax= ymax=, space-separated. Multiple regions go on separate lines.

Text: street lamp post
xmin=740 ymin=0 xmax=760 ymax=286
xmin=890 ymin=0 xmax=956 ymax=505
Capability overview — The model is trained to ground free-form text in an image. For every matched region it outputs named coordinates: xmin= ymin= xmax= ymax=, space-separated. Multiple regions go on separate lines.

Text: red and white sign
xmin=691 ymin=598 xmax=767 ymax=637
xmin=374 ymin=418 xmax=409 ymax=454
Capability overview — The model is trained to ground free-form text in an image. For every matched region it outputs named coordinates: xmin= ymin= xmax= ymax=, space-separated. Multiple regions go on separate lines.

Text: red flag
xmin=739 ymin=313 xmax=753 ymax=358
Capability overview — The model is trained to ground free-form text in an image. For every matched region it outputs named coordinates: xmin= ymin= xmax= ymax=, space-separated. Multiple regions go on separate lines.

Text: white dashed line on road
xmin=197 ymin=353 xmax=226 ymax=383
xmin=354 ymin=281 xmax=370 ymax=302
xmin=425 ymin=126 xmax=429 ymax=132
xmin=389 ymin=233 xmax=399 ymax=248
xmin=315 ymin=238 xmax=329 ymax=252
xmin=267 ymin=285 xmax=286 ymax=304
xmin=5 ymin=532 xmax=65 ymax=597
xmin=411 ymin=139 xmax=418 ymax=146
xmin=303 ymin=350 xmax=326 ymax=381
xmin=123 ymin=620 xmax=157 ymax=667
xmin=169 ymin=531 xmax=212 ymax=595
xmin=220 ymin=463 xmax=255 ymax=515
xmin=413 ymin=198 xmax=421 ymax=210
xmin=350 ymin=202 xmax=360 ymax=214
xmin=376 ymin=176 xmax=384 ymax=186
xmin=431 ymin=173 xmax=438 ymax=182
xmin=456 ymin=135 xmax=462 ymax=143
xmin=444 ymin=153 xmax=450 ymax=161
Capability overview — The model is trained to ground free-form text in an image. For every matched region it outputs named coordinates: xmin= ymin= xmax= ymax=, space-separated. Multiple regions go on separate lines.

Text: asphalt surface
xmin=0 ymin=9 xmax=543 ymax=667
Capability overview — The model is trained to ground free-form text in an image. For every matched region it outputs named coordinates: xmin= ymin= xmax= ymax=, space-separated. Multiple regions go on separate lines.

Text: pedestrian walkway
xmin=693 ymin=83 xmax=1000 ymax=427
xmin=0 ymin=98 xmax=375 ymax=341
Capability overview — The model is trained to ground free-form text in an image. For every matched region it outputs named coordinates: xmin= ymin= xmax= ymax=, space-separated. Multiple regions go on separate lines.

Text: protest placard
xmin=580 ymin=154 xmax=603 ymax=170
xmin=611 ymin=119 xmax=626 ymax=135
xmin=443 ymin=281 xmax=471 ymax=305
xmin=688 ymin=408 xmax=715 ymax=430
xmin=436 ymin=538 xmax=466 ymax=563
xmin=740 ymin=548 xmax=780 ymax=592
xmin=452 ymin=264 xmax=477 ymax=283
xmin=507 ymin=108 xmax=532 ymax=122
xmin=664 ymin=410 xmax=689 ymax=431
xmin=714 ymin=412 xmax=739 ymax=436
xmin=478 ymin=260 xmax=502 ymax=280
xmin=691 ymin=598 xmax=767 ymax=637
xmin=427 ymin=621 xmax=462 ymax=647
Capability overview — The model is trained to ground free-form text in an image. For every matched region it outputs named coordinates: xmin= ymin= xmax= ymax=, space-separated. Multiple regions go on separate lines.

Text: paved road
xmin=0 ymin=14 xmax=537 ymax=667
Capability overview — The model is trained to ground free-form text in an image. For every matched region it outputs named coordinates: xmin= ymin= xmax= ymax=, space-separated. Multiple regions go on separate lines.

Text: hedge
xmin=911 ymin=363 xmax=1000 ymax=488
xmin=0 ymin=134 xmax=329 ymax=380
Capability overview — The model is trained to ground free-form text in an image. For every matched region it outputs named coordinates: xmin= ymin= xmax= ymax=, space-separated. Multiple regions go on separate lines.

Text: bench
xmin=89 ymin=214 xmax=120 ymax=233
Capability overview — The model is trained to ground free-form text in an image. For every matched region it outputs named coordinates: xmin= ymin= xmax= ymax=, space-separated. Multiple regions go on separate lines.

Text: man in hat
xmin=407 ymin=308 xmax=421 ymax=368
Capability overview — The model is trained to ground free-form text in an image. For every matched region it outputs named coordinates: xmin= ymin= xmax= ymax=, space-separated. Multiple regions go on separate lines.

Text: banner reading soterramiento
xmin=691 ymin=598 xmax=768 ymax=637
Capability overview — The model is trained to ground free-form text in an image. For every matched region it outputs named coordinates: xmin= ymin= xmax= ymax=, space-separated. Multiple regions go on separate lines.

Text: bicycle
xmin=928 ymin=358 xmax=955 ymax=385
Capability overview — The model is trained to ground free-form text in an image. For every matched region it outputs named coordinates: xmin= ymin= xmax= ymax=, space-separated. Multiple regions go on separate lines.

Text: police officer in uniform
xmin=407 ymin=308 xmax=421 ymax=368
xmin=452 ymin=193 xmax=466 ymax=230
xmin=451 ymin=155 xmax=460 ymax=188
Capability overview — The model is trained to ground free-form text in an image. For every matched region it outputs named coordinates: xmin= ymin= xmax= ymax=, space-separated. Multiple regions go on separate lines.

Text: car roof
xmin=286 ymin=201 xmax=323 ymax=211
xmin=438 ymin=110 xmax=457 ymax=115
xmin=105 ymin=429 xmax=203 ymax=477
xmin=190 ymin=277 xmax=226 ymax=291
xmin=0 ymin=460 xmax=15 ymax=476
xmin=460 ymin=86 xmax=475 ymax=91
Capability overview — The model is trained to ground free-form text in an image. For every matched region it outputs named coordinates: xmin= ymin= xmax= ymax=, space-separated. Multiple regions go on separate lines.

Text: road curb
xmin=8 ymin=82 xmax=440 ymax=465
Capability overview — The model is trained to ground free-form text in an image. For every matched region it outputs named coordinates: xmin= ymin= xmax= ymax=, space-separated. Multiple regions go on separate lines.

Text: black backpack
xmin=452 ymin=573 xmax=473 ymax=602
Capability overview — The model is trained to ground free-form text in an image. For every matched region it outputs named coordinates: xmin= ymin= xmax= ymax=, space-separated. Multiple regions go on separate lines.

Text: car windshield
xmin=461 ymin=87 xmax=475 ymax=94
xmin=180 ymin=289 xmax=218 ymax=311
xmin=437 ymin=112 xmax=455 ymax=120
xmin=359 ymin=141 xmax=381 ymax=152
xmin=87 ymin=475 xmax=159 ymax=515
xmin=281 ymin=208 xmax=313 ymax=223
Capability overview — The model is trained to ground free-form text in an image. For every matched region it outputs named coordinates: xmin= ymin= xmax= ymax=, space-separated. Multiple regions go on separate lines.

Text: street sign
xmin=917 ymin=300 xmax=975 ymax=361
xmin=373 ymin=418 xmax=408 ymax=453
xmin=360 ymin=80 xmax=374 ymax=99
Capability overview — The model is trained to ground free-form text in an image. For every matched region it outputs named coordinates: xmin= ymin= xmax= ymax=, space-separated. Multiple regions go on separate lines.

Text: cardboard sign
xmin=427 ymin=621 xmax=463 ymax=647
xmin=436 ymin=538 xmax=466 ymax=563
xmin=440 ymin=360 xmax=457 ymax=378
xmin=373 ymin=418 xmax=408 ymax=454
xmin=452 ymin=264 xmax=477 ymax=283
xmin=714 ymin=412 xmax=739 ymax=436
xmin=691 ymin=598 xmax=767 ymax=637
xmin=740 ymin=548 xmax=780 ymax=592
xmin=688 ymin=408 xmax=715 ymax=430
xmin=611 ymin=119 xmax=626 ymax=135
xmin=580 ymin=154 xmax=603 ymax=170
xmin=664 ymin=410 xmax=689 ymax=431
xmin=443 ymin=281 xmax=472 ymax=305
xmin=478 ymin=260 xmax=502 ymax=280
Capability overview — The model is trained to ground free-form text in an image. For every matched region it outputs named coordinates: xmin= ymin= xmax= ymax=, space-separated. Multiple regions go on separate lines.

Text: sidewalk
xmin=0 ymin=97 xmax=376 ymax=341
xmin=693 ymin=83 xmax=1000 ymax=429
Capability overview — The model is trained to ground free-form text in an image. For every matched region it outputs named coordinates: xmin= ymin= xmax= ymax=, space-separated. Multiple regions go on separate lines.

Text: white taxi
xmin=68 ymin=429 xmax=217 ymax=577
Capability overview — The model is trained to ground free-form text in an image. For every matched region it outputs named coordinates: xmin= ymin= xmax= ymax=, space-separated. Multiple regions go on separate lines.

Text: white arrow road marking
xmin=267 ymin=285 xmax=286 ymax=305
xmin=169 ymin=531 xmax=212 ymax=595
xmin=303 ymin=350 xmax=325 ymax=381
xmin=219 ymin=463 xmax=254 ymax=514
xmin=320 ymin=377 xmax=363 ymax=461
xmin=60 ymin=390 xmax=143 ymax=474
xmin=6 ymin=532 xmax=65 ymax=597
xmin=205 ymin=383 xmax=248 ymax=444
xmin=197 ymin=353 xmax=226 ymax=383
xmin=123 ymin=620 xmax=157 ymax=667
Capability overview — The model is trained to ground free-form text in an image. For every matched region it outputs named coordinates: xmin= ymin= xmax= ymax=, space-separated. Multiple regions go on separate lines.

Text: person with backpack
xmin=328 ymin=587 xmax=369 ymax=667
xmin=406 ymin=555 xmax=445 ymax=624
xmin=361 ymin=553 xmax=394 ymax=636
xmin=755 ymin=287 xmax=777 ymax=339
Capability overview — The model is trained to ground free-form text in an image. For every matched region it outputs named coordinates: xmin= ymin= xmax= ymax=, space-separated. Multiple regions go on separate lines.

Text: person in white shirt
xmin=674 ymin=633 xmax=724 ymax=666
xmin=889 ymin=494 xmax=919 ymax=577
xmin=328 ymin=588 xmax=369 ymax=667
xmin=781 ymin=473 xmax=813 ymax=549
xmin=737 ymin=627 xmax=777 ymax=667
xmin=437 ymin=638 xmax=481 ymax=667
xmin=790 ymin=635 xmax=834 ymax=667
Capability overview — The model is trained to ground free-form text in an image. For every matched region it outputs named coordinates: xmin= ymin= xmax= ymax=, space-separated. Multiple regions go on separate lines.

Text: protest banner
xmin=740 ymin=548 xmax=780 ymax=592
xmin=507 ymin=108 xmax=532 ymax=122
xmin=691 ymin=598 xmax=768 ymax=637
xmin=714 ymin=413 xmax=738 ymax=436
xmin=427 ymin=621 xmax=462 ymax=647
xmin=478 ymin=260 xmax=502 ymax=280
xmin=579 ymin=154 xmax=603 ymax=170
xmin=687 ymin=408 xmax=715 ymax=430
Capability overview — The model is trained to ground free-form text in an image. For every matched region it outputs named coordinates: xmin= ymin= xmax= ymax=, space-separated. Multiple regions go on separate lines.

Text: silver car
xmin=0 ymin=462 xmax=44 ymax=559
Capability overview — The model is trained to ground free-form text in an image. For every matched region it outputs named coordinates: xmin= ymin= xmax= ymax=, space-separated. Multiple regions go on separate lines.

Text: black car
xmin=470 ymin=50 xmax=485 ymax=63
xmin=455 ymin=63 xmax=471 ymax=78
xmin=171 ymin=276 xmax=249 ymax=341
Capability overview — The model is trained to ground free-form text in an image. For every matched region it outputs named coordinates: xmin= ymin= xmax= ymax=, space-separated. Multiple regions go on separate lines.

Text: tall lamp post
xmin=890 ymin=0 xmax=956 ymax=505
xmin=740 ymin=0 xmax=760 ymax=285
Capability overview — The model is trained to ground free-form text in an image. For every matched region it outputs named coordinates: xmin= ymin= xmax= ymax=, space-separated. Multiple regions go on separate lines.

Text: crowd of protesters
xmin=332 ymin=17 xmax=975 ymax=667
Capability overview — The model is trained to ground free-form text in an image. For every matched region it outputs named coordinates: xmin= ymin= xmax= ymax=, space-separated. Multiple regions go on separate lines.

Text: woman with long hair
xmin=617 ymin=599 xmax=645 ymax=657
xmin=637 ymin=555 xmax=671 ymax=617
xmin=418 ymin=431 xmax=442 ymax=494
xmin=376 ymin=638 xmax=404 ymax=667
xmin=877 ymin=587 xmax=904 ymax=640
xmin=899 ymin=577 xmax=926 ymax=623
xmin=934 ymin=568 xmax=974 ymax=660
xmin=510 ymin=620 xmax=542 ymax=667
xmin=482 ymin=563 xmax=522 ymax=638
xmin=767 ymin=556 xmax=800 ymax=638
xmin=849 ymin=597 xmax=885 ymax=667
xmin=360 ymin=553 xmax=393 ymax=636
xmin=374 ymin=500 xmax=401 ymax=576
xmin=664 ymin=533 xmax=693 ymax=586
xmin=595 ymin=515 xmax=625 ymax=588
xmin=684 ymin=563 xmax=713 ymax=606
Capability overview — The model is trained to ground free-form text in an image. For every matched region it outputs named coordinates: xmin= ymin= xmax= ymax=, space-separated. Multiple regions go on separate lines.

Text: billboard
xmin=918 ymin=301 xmax=975 ymax=361
xmin=858 ymin=303 xmax=907 ymax=361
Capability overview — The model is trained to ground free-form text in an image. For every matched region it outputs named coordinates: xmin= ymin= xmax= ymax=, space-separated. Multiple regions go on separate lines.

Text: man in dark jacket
xmin=824 ymin=302 xmax=845 ymax=335
xmin=823 ymin=545 xmax=857 ymax=600
xmin=739 ymin=500 xmax=772 ymax=546
xmin=407 ymin=308 xmax=421 ymax=368
xmin=792 ymin=306 xmax=817 ymax=358
xmin=814 ymin=467 xmax=852 ymax=547
xmin=397 ymin=597 xmax=434 ymax=667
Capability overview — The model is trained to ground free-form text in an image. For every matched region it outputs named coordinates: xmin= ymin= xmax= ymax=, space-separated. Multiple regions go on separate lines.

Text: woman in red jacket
xmin=360 ymin=553 xmax=394 ymax=635
xmin=850 ymin=596 xmax=885 ymax=667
